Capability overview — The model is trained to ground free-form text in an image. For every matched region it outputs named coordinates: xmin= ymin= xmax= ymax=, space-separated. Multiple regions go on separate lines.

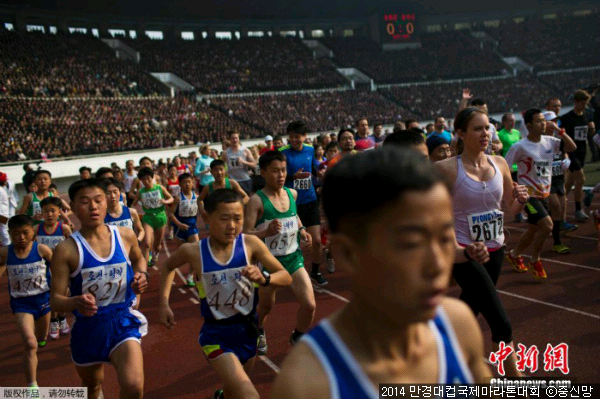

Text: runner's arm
xmin=62 ymin=223 xmax=72 ymax=239
xmin=17 ymin=193 xmax=32 ymax=215
xmin=38 ymin=243 xmax=53 ymax=264
xmin=495 ymin=155 xmax=528 ymax=221
xmin=119 ymin=227 xmax=147 ymax=294
xmin=167 ymin=195 xmax=184 ymax=228
xmin=558 ymin=130 xmax=576 ymax=153
xmin=230 ymin=179 xmax=249 ymax=204
xmin=241 ymin=148 xmax=257 ymax=169
xmin=160 ymin=185 xmax=174 ymax=205
xmin=243 ymin=194 xmax=268 ymax=238
xmin=245 ymin=234 xmax=291 ymax=288
xmin=129 ymin=208 xmax=145 ymax=242
xmin=197 ymin=185 xmax=209 ymax=218
xmin=128 ymin=178 xmax=140 ymax=200
xmin=0 ymin=247 xmax=7 ymax=278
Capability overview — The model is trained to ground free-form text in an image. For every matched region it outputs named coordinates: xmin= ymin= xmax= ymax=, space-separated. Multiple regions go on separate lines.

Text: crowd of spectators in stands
xmin=130 ymin=37 xmax=347 ymax=93
xmin=0 ymin=31 xmax=166 ymax=97
xmin=486 ymin=14 xmax=600 ymax=71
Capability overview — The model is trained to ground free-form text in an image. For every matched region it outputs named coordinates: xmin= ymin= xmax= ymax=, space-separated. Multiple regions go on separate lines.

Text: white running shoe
xmin=49 ymin=322 xmax=59 ymax=340
xmin=59 ymin=318 xmax=70 ymax=335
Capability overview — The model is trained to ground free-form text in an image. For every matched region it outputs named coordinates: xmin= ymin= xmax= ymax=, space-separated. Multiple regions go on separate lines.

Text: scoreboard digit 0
xmin=382 ymin=13 xmax=416 ymax=42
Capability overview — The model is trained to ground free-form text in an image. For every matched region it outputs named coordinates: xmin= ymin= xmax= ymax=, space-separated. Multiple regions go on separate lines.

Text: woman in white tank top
xmin=434 ymin=107 xmax=529 ymax=377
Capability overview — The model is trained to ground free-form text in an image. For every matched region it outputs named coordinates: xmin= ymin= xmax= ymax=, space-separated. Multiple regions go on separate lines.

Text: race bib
xmin=203 ymin=268 xmax=255 ymax=319
xmin=293 ymin=177 xmax=312 ymax=191
xmin=574 ymin=126 xmax=588 ymax=141
xmin=81 ymin=263 xmax=127 ymax=307
xmin=534 ymin=161 xmax=551 ymax=178
xmin=264 ymin=217 xmax=299 ymax=257
xmin=229 ymin=157 xmax=240 ymax=168
xmin=7 ymin=260 xmax=49 ymax=298
xmin=467 ymin=210 xmax=504 ymax=242
xmin=142 ymin=190 xmax=162 ymax=209
xmin=168 ymin=185 xmax=181 ymax=197
xmin=552 ymin=160 xmax=563 ymax=177
xmin=32 ymin=202 xmax=41 ymax=217
xmin=179 ymin=198 xmax=198 ymax=218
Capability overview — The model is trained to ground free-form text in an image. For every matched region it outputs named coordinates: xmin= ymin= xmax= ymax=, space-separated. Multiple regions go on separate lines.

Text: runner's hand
xmin=74 ymin=294 xmax=98 ymax=317
xmin=178 ymin=223 xmax=189 ymax=231
xmin=300 ymin=229 xmax=312 ymax=249
xmin=466 ymin=242 xmax=490 ymax=264
xmin=462 ymin=88 xmax=473 ymax=100
xmin=512 ymin=182 xmax=529 ymax=203
xmin=266 ymin=219 xmax=282 ymax=236
xmin=294 ymin=168 xmax=311 ymax=179
xmin=241 ymin=265 xmax=265 ymax=285
xmin=159 ymin=305 xmax=176 ymax=329
xmin=132 ymin=271 xmax=148 ymax=294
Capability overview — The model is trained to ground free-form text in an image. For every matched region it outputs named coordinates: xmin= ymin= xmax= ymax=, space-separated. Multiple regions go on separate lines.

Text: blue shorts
xmin=10 ymin=292 xmax=51 ymax=320
xmin=199 ymin=318 xmax=258 ymax=365
xmin=71 ymin=307 xmax=147 ymax=366
xmin=173 ymin=222 xmax=199 ymax=241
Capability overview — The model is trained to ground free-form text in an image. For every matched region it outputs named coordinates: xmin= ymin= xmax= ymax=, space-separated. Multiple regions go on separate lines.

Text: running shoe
xmin=186 ymin=274 xmax=195 ymax=287
xmin=49 ymin=322 xmax=59 ymax=340
xmin=584 ymin=188 xmax=595 ymax=208
xmin=529 ymin=260 xmax=548 ymax=279
xmin=289 ymin=330 xmax=303 ymax=345
xmin=552 ymin=244 xmax=571 ymax=254
xmin=325 ymin=250 xmax=335 ymax=273
xmin=561 ymin=221 xmax=578 ymax=233
xmin=148 ymin=252 xmax=154 ymax=267
xmin=310 ymin=271 xmax=328 ymax=285
xmin=166 ymin=231 xmax=174 ymax=240
xmin=506 ymin=251 xmax=528 ymax=273
xmin=37 ymin=340 xmax=47 ymax=348
xmin=257 ymin=332 xmax=268 ymax=356
xmin=59 ymin=318 xmax=70 ymax=335
xmin=213 ymin=389 xmax=224 ymax=399
xmin=575 ymin=209 xmax=589 ymax=222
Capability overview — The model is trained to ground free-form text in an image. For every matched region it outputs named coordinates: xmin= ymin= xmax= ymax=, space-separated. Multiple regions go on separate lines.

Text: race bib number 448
xmin=467 ymin=210 xmax=504 ymax=242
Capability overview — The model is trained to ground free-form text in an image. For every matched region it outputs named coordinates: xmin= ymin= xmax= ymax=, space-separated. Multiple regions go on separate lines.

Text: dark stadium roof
xmin=2 ymin=0 xmax=596 ymax=20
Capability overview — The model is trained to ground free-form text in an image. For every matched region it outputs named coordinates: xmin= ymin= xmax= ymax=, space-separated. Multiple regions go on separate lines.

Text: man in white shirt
xmin=0 ymin=172 xmax=11 ymax=246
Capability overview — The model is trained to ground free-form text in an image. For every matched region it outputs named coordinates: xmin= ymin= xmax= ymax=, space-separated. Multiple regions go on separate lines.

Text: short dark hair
xmin=40 ymin=196 xmax=63 ymax=210
xmin=259 ymin=151 xmax=286 ymax=171
xmin=383 ymin=130 xmax=425 ymax=147
xmin=49 ymin=183 xmax=57 ymax=190
xmin=287 ymin=121 xmax=308 ymax=135
xmin=95 ymin=167 xmax=113 ymax=179
xmin=325 ymin=142 xmax=339 ymax=152
xmin=8 ymin=214 xmax=35 ymax=230
xmin=545 ymin=97 xmax=560 ymax=107
xmin=470 ymin=98 xmax=486 ymax=107
xmin=168 ymin=163 xmax=177 ymax=170
xmin=355 ymin=118 xmax=368 ymax=126
xmin=338 ymin=128 xmax=355 ymax=142
xmin=322 ymin=147 xmax=443 ymax=242
xmin=404 ymin=118 xmax=418 ymax=127
xmin=79 ymin=166 xmax=91 ymax=174
xmin=273 ymin=135 xmax=284 ymax=142
xmin=68 ymin=178 xmax=107 ymax=201
xmin=34 ymin=170 xmax=51 ymax=179
xmin=178 ymin=173 xmax=193 ymax=183
xmin=105 ymin=177 xmax=124 ymax=192
xmin=139 ymin=156 xmax=151 ymax=165
xmin=204 ymin=189 xmax=244 ymax=214
xmin=137 ymin=167 xmax=154 ymax=179
xmin=523 ymin=107 xmax=543 ymax=125
xmin=210 ymin=159 xmax=225 ymax=169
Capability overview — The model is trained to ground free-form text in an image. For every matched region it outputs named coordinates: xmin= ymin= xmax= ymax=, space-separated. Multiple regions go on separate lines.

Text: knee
xmin=24 ymin=336 xmax=37 ymax=352
xmin=300 ymin=297 xmax=316 ymax=316
xmin=121 ymin=376 xmax=144 ymax=399
xmin=258 ymin=299 xmax=274 ymax=316
xmin=87 ymin=384 xmax=104 ymax=399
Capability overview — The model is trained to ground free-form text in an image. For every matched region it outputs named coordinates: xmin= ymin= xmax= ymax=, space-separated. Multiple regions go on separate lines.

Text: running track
xmin=1 ymin=198 xmax=599 ymax=397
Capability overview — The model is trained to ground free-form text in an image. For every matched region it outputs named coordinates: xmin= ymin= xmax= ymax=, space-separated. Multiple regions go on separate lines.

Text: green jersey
xmin=208 ymin=178 xmax=231 ymax=193
xmin=498 ymin=128 xmax=521 ymax=171
xmin=139 ymin=184 xmax=165 ymax=215
xmin=28 ymin=192 xmax=54 ymax=224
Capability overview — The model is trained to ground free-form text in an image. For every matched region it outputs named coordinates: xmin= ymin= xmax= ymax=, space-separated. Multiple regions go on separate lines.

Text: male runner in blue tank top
xmin=271 ymin=147 xmax=491 ymax=399
xmin=159 ymin=189 xmax=292 ymax=399
xmin=50 ymin=179 xmax=149 ymax=399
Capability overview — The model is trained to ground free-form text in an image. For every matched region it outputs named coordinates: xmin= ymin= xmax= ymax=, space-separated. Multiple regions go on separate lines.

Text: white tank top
xmin=226 ymin=147 xmax=251 ymax=182
xmin=123 ymin=171 xmax=136 ymax=192
xmin=453 ymin=156 xmax=505 ymax=249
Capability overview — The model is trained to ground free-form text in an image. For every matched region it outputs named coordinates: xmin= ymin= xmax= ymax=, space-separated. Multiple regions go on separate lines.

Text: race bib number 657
xmin=467 ymin=210 xmax=504 ymax=242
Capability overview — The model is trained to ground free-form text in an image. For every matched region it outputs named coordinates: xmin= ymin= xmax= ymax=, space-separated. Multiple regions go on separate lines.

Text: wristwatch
xmin=299 ymin=226 xmax=307 ymax=232
xmin=261 ymin=271 xmax=271 ymax=287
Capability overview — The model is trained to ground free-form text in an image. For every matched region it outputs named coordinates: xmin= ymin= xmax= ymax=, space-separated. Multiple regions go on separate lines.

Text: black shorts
xmin=568 ymin=151 xmax=585 ymax=172
xmin=524 ymin=197 xmax=550 ymax=225
xmin=297 ymin=200 xmax=321 ymax=228
xmin=237 ymin=179 xmax=253 ymax=196
xmin=550 ymin=175 xmax=565 ymax=196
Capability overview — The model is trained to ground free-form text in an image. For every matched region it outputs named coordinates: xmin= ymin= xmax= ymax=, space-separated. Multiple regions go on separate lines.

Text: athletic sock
xmin=552 ymin=221 xmax=561 ymax=245
xmin=311 ymin=263 xmax=320 ymax=274
xmin=291 ymin=329 xmax=304 ymax=342
xmin=257 ymin=327 xmax=265 ymax=335
xmin=576 ymin=202 xmax=582 ymax=211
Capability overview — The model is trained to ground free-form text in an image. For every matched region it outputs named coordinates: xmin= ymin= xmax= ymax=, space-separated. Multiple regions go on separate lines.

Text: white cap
xmin=265 ymin=135 xmax=273 ymax=141
xmin=543 ymin=111 xmax=557 ymax=121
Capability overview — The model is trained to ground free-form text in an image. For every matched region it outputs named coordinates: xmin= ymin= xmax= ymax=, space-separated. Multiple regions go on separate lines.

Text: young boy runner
xmin=19 ymin=170 xmax=71 ymax=225
xmin=271 ymin=147 xmax=491 ymax=398
xmin=123 ymin=160 xmax=137 ymax=207
xmin=50 ymin=178 xmax=148 ymax=399
xmin=505 ymin=108 xmax=577 ymax=279
xmin=168 ymin=172 xmax=199 ymax=287
xmin=158 ymin=189 xmax=292 ymax=399
xmin=198 ymin=160 xmax=249 ymax=220
xmin=132 ymin=167 xmax=174 ymax=267
xmin=164 ymin=164 xmax=180 ymax=240
xmin=244 ymin=151 xmax=315 ymax=356
xmin=0 ymin=215 xmax=53 ymax=387
xmin=104 ymin=178 xmax=144 ymax=242
xmin=37 ymin=196 xmax=73 ymax=340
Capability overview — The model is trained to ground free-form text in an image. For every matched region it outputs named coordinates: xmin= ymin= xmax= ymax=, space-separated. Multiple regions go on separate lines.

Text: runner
xmin=271 ymin=147 xmax=491 ymax=398
xmin=158 ymin=188 xmax=292 ymax=399
xmin=244 ymin=151 xmax=315 ymax=355
xmin=435 ymin=106 xmax=529 ymax=377
xmin=198 ymin=160 xmax=250 ymax=220
xmin=280 ymin=121 xmax=326 ymax=285
xmin=195 ymin=144 xmax=215 ymax=194
xmin=354 ymin=118 xmax=375 ymax=151
xmin=18 ymin=170 xmax=71 ymax=226
xmin=383 ymin=129 xmax=429 ymax=157
xmin=222 ymin=131 xmax=256 ymax=196
xmin=50 ymin=178 xmax=148 ymax=399
xmin=123 ymin=160 xmax=137 ymax=207
xmin=36 ymin=197 xmax=72 ymax=340
xmin=79 ymin=167 xmax=92 ymax=180
xmin=104 ymin=178 xmax=144 ymax=241
xmin=505 ymin=108 xmax=577 ymax=278
xmin=173 ymin=156 xmax=190 ymax=177
xmin=559 ymin=90 xmax=595 ymax=221
xmin=131 ymin=167 xmax=174 ymax=267
xmin=0 ymin=215 xmax=53 ymax=388
xmin=127 ymin=156 xmax=155 ymax=203
xmin=167 ymin=173 xmax=199 ymax=287
xmin=426 ymin=134 xmax=452 ymax=162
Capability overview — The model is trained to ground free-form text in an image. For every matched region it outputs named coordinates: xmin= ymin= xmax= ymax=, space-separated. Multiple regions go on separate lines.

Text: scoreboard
xmin=382 ymin=13 xmax=417 ymax=42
